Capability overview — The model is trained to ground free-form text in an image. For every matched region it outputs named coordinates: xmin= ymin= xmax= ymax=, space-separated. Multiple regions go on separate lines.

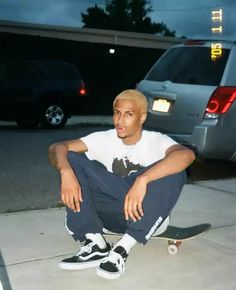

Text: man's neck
xmin=121 ymin=130 xmax=143 ymax=145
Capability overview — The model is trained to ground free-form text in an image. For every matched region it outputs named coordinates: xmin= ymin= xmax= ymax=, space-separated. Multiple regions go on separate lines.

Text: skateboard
xmin=153 ymin=223 xmax=211 ymax=254
xmin=103 ymin=223 xmax=211 ymax=255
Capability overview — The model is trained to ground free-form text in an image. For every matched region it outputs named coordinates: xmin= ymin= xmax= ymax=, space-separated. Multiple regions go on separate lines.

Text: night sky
xmin=0 ymin=0 xmax=235 ymax=40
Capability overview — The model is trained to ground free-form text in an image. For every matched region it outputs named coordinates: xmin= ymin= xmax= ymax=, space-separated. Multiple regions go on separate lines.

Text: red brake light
xmin=80 ymin=88 xmax=86 ymax=95
xmin=205 ymin=87 xmax=236 ymax=114
xmin=79 ymin=80 xmax=87 ymax=96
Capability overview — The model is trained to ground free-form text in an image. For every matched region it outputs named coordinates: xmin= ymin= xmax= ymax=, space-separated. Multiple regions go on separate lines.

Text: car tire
xmin=41 ymin=103 xmax=68 ymax=129
xmin=16 ymin=120 xmax=39 ymax=129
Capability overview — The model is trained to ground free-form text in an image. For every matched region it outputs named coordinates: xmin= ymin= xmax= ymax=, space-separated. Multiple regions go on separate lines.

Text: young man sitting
xmin=48 ymin=89 xmax=195 ymax=280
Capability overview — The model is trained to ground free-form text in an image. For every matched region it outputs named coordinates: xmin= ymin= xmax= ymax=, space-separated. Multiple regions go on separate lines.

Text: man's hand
xmin=48 ymin=140 xmax=88 ymax=212
xmin=60 ymin=168 xmax=83 ymax=212
xmin=124 ymin=176 xmax=148 ymax=222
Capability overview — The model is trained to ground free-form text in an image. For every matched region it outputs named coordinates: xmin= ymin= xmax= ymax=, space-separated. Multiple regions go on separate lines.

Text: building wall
xmin=0 ymin=32 xmax=165 ymax=114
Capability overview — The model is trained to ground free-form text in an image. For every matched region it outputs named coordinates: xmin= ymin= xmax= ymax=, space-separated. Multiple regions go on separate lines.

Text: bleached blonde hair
xmin=113 ymin=89 xmax=148 ymax=114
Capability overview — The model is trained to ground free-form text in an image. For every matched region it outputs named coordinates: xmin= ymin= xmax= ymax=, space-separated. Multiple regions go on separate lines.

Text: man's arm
xmin=137 ymin=145 xmax=195 ymax=183
xmin=124 ymin=145 xmax=195 ymax=222
xmin=48 ymin=139 xmax=87 ymax=169
xmin=48 ymin=139 xmax=88 ymax=212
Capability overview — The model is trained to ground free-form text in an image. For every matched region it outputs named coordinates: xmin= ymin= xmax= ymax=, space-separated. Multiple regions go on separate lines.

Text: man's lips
xmin=116 ymin=126 xmax=125 ymax=133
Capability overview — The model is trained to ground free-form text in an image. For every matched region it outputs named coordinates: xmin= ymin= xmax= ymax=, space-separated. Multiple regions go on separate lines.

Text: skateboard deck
xmin=154 ymin=223 xmax=211 ymax=254
xmin=103 ymin=223 xmax=211 ymax=255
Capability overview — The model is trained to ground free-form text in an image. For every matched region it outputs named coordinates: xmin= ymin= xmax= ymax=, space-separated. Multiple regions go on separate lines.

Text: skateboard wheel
xmin=168 ymin=244 xmax=178 ymax=255
xmin=167 ymin=241 xmax=181 ymax=254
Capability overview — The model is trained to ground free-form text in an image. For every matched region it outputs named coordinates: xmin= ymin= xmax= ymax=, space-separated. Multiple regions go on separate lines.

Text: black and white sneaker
xmin=96 ymin=246 xmax=128 ymax=280
xmin=59 ymin=239 xmax=111 ymax=270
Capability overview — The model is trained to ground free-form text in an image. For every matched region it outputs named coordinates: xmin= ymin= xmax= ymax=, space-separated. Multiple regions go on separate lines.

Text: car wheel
xmin=41 ymin=104 xmax=68 ymax=129
xmin=16 ymin=120 xmax=39 ymax=129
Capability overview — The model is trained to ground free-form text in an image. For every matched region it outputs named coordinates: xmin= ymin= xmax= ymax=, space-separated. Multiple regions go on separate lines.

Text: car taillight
xmin=184 ymin=40 xmax=206 ymax=46
xmin=79 ymin=80 xmax=87 ymax=96
xmin=205 ymin=86 xmax=236 ymax=117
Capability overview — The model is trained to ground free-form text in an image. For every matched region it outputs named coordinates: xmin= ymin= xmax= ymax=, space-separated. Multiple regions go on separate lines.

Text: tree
xmin=105 ymin=0 xmax=131 ymax=31
xmin=81 ymin=5 xmax=110 ymax=29
xmin=81 ymin=0 xmax=175 ymax=36
xmin=128 ymin=0 xmax=152 ymax=32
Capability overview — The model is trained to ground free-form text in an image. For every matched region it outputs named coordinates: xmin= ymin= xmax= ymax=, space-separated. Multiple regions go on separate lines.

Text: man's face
xmin=113 ymin=99 xmax=146 ymax=144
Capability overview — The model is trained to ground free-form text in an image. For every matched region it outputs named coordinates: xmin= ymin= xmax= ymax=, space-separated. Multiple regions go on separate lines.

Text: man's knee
xmin=68 ymin=152 xmax=106 ymax=171
xmin=67 ymin=152 xmax=93 ymax=172
xmin=68 ymin=151 xmax=85 ymax=163
xmin=148 ymin=170 xmax=186 ymax=195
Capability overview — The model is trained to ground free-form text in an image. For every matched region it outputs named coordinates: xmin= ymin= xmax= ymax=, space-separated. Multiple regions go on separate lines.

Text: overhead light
xmin=109 ymin=48 xmax=115 ymax=54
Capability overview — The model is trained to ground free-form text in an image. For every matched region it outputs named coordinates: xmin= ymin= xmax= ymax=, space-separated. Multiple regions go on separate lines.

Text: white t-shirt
xmin=80 ymin=129 xmax=178 ymax=177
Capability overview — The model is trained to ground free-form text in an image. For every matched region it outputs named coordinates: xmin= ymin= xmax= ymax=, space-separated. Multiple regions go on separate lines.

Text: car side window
xmin=7 ymin=62 xmax=41 ymax=82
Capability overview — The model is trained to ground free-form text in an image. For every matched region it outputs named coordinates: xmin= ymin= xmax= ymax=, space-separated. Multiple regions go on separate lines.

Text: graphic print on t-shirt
xmin=112 ymin=157 xmax=144 ymax=177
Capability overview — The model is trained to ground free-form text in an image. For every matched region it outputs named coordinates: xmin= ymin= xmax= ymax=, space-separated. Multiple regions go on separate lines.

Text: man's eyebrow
xmin=113 ymin=107 xmax=135 ymax=113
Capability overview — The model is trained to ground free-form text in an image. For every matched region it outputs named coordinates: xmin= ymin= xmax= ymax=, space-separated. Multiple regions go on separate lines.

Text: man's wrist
xmin=136 ymin=174 xmax=149 ymax=185
xmin=60 ymin=167 xmax=73 ymax=175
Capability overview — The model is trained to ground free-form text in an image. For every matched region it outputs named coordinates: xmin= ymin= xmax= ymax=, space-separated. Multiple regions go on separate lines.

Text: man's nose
xmin=117 ymin=114 xmax=125 ymax=124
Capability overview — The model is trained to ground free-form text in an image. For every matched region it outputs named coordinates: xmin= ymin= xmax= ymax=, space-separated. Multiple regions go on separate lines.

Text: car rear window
xmin=146 ymin=46 xmax=230 ymax=86
xmin=40 ymin=63 xmax=80 ymax=81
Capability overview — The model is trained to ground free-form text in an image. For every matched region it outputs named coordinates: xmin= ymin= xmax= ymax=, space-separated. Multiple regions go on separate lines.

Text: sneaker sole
xmin=59 ymin=259 xmax=102 ymax=270
xmin=96 ymin=267 xmax=121 ymax=280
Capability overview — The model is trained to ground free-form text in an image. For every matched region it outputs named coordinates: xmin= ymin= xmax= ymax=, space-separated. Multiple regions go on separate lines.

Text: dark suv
xmin=0 ymin=59 xmax=88 ymax=129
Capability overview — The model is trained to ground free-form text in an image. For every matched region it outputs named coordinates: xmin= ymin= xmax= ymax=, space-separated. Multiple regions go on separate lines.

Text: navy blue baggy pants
xmin=65 ymin=152 xmax=186 ymax=245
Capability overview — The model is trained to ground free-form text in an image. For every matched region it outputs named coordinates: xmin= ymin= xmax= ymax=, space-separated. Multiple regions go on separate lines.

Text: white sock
xmin=85 ymin=233 xmax=106 ymax=249
xmin=114 ymin=233 xmax=137 ymax=254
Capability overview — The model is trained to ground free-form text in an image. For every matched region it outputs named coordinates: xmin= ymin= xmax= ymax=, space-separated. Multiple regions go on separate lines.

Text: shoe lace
xmin=76 ymin=241 xmax=95 ymax=256
xmin=102 ymin=250 xmax=125 ymax=275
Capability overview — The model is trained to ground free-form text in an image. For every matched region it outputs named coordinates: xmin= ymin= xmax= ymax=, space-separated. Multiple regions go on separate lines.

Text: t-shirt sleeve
xmin=80 ymin=131 xmax=109 ymax=162
xmin=154 ymin=132 xmax=178 ymax=157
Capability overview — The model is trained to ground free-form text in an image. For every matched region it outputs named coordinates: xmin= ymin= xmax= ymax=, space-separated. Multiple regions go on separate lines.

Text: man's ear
xmin=140 ymin=113 xmax=147 ymax=125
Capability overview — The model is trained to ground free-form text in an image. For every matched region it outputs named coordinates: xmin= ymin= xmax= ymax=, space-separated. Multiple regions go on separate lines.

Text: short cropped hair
xmin=113 ymin=89 xmax=148 ymax=114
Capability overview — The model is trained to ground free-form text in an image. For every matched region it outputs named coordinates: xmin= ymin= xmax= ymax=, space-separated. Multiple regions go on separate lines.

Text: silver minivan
xmin=136 ymin=39 xmax=236 ymax=161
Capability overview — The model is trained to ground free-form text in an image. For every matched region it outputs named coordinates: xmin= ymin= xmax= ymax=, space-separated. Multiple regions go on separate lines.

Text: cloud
xmin=0 ymin=0 xmax=85 ymax=26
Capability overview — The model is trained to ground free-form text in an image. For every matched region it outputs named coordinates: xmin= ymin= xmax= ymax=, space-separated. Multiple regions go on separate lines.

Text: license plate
xmin=152 ymin=99 xmax=171 ymax=113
